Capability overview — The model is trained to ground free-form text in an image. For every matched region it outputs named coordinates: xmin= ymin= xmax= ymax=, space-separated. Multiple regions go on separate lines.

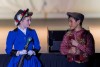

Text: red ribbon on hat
xmin=15 ymin=19 xmax=20 ymax=23
xmin=21 ymin=10 xmax=26 ymax=16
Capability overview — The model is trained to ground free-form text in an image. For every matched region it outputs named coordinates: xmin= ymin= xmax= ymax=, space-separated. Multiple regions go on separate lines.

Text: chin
xmin=70 ymin=28 xmax=74 ymax=30
xmin=27 ymin=25 xmax=30 ymax=27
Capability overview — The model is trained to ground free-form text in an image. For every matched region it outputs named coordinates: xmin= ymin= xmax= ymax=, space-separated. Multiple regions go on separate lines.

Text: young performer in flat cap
xmin=60 ymin=12 xmax=95 ymax=67
xmin=5 ymin=8 xmax=41 ymax=67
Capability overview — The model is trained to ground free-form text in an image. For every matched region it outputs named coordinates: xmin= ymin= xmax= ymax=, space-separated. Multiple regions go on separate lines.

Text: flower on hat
xmin=15 ymin=14 xmax=23 ymax=26
xmin=18 ymin=14 xmax=22 ymax=20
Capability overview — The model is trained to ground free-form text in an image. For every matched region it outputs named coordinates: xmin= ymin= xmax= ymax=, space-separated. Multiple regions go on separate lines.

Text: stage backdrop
xmin=0 ymin=19 xmax=100 ymax=53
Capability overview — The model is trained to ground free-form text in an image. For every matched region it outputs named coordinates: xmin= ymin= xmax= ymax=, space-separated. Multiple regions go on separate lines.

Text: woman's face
xmin=20 ymin=16 xmax=31 ymax=28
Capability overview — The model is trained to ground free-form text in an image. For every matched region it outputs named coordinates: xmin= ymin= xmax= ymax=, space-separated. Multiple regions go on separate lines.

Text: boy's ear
xmin=77 ymin=20 xmax=80 ymax=25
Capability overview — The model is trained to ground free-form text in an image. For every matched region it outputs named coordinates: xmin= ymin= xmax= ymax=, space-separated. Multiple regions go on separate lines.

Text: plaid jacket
xmin=60 ymin=28 xmax=95 ymax=63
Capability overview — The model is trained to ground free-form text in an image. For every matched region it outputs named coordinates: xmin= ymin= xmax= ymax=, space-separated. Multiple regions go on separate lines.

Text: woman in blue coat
xmin=5 ymin=8 xmax=41 ymax=67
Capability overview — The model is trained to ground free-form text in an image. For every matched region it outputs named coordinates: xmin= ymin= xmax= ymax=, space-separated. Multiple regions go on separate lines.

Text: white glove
xmin=16 ymin=50 xmax=27 ymax=56
xmin=28 ymin=50 xmax=36 ymax=56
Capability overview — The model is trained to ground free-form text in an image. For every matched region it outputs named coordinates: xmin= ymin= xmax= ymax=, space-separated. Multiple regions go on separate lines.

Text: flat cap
xmin=67 ymin=12 xmax=84 ymax=21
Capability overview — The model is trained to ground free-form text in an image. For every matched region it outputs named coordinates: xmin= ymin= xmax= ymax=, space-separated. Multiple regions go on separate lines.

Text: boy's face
xmin=68 ymin=17 xmax=79 ymax=30
xmin=20 ymin=16 xmax=31 ymax=28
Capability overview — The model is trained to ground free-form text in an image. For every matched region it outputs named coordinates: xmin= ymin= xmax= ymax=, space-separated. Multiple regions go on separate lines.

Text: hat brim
xmin=67 ymin=12 xmax=76 ymax=18
xmin=26 ymin=12 xmax=33 ymax=17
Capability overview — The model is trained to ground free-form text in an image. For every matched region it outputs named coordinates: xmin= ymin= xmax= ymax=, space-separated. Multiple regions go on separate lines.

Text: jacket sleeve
xmin=77 ymin=32 xmax=95 ymax=55
xmin=5 ymin=31 xmax=17 ymax=56
xmin=32 ymin=30 xmax=41 ymax=53
xmin=60 ymin=34 xmax=71 ymax=55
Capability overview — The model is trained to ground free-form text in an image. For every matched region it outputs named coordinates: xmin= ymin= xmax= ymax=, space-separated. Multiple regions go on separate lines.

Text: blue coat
xmin=5 ymin=28 xmax=41 ymax=67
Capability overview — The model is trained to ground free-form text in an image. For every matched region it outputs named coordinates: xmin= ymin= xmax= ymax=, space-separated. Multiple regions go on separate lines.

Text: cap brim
xmin=67 ymin=12 xmax=76 ymax=18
